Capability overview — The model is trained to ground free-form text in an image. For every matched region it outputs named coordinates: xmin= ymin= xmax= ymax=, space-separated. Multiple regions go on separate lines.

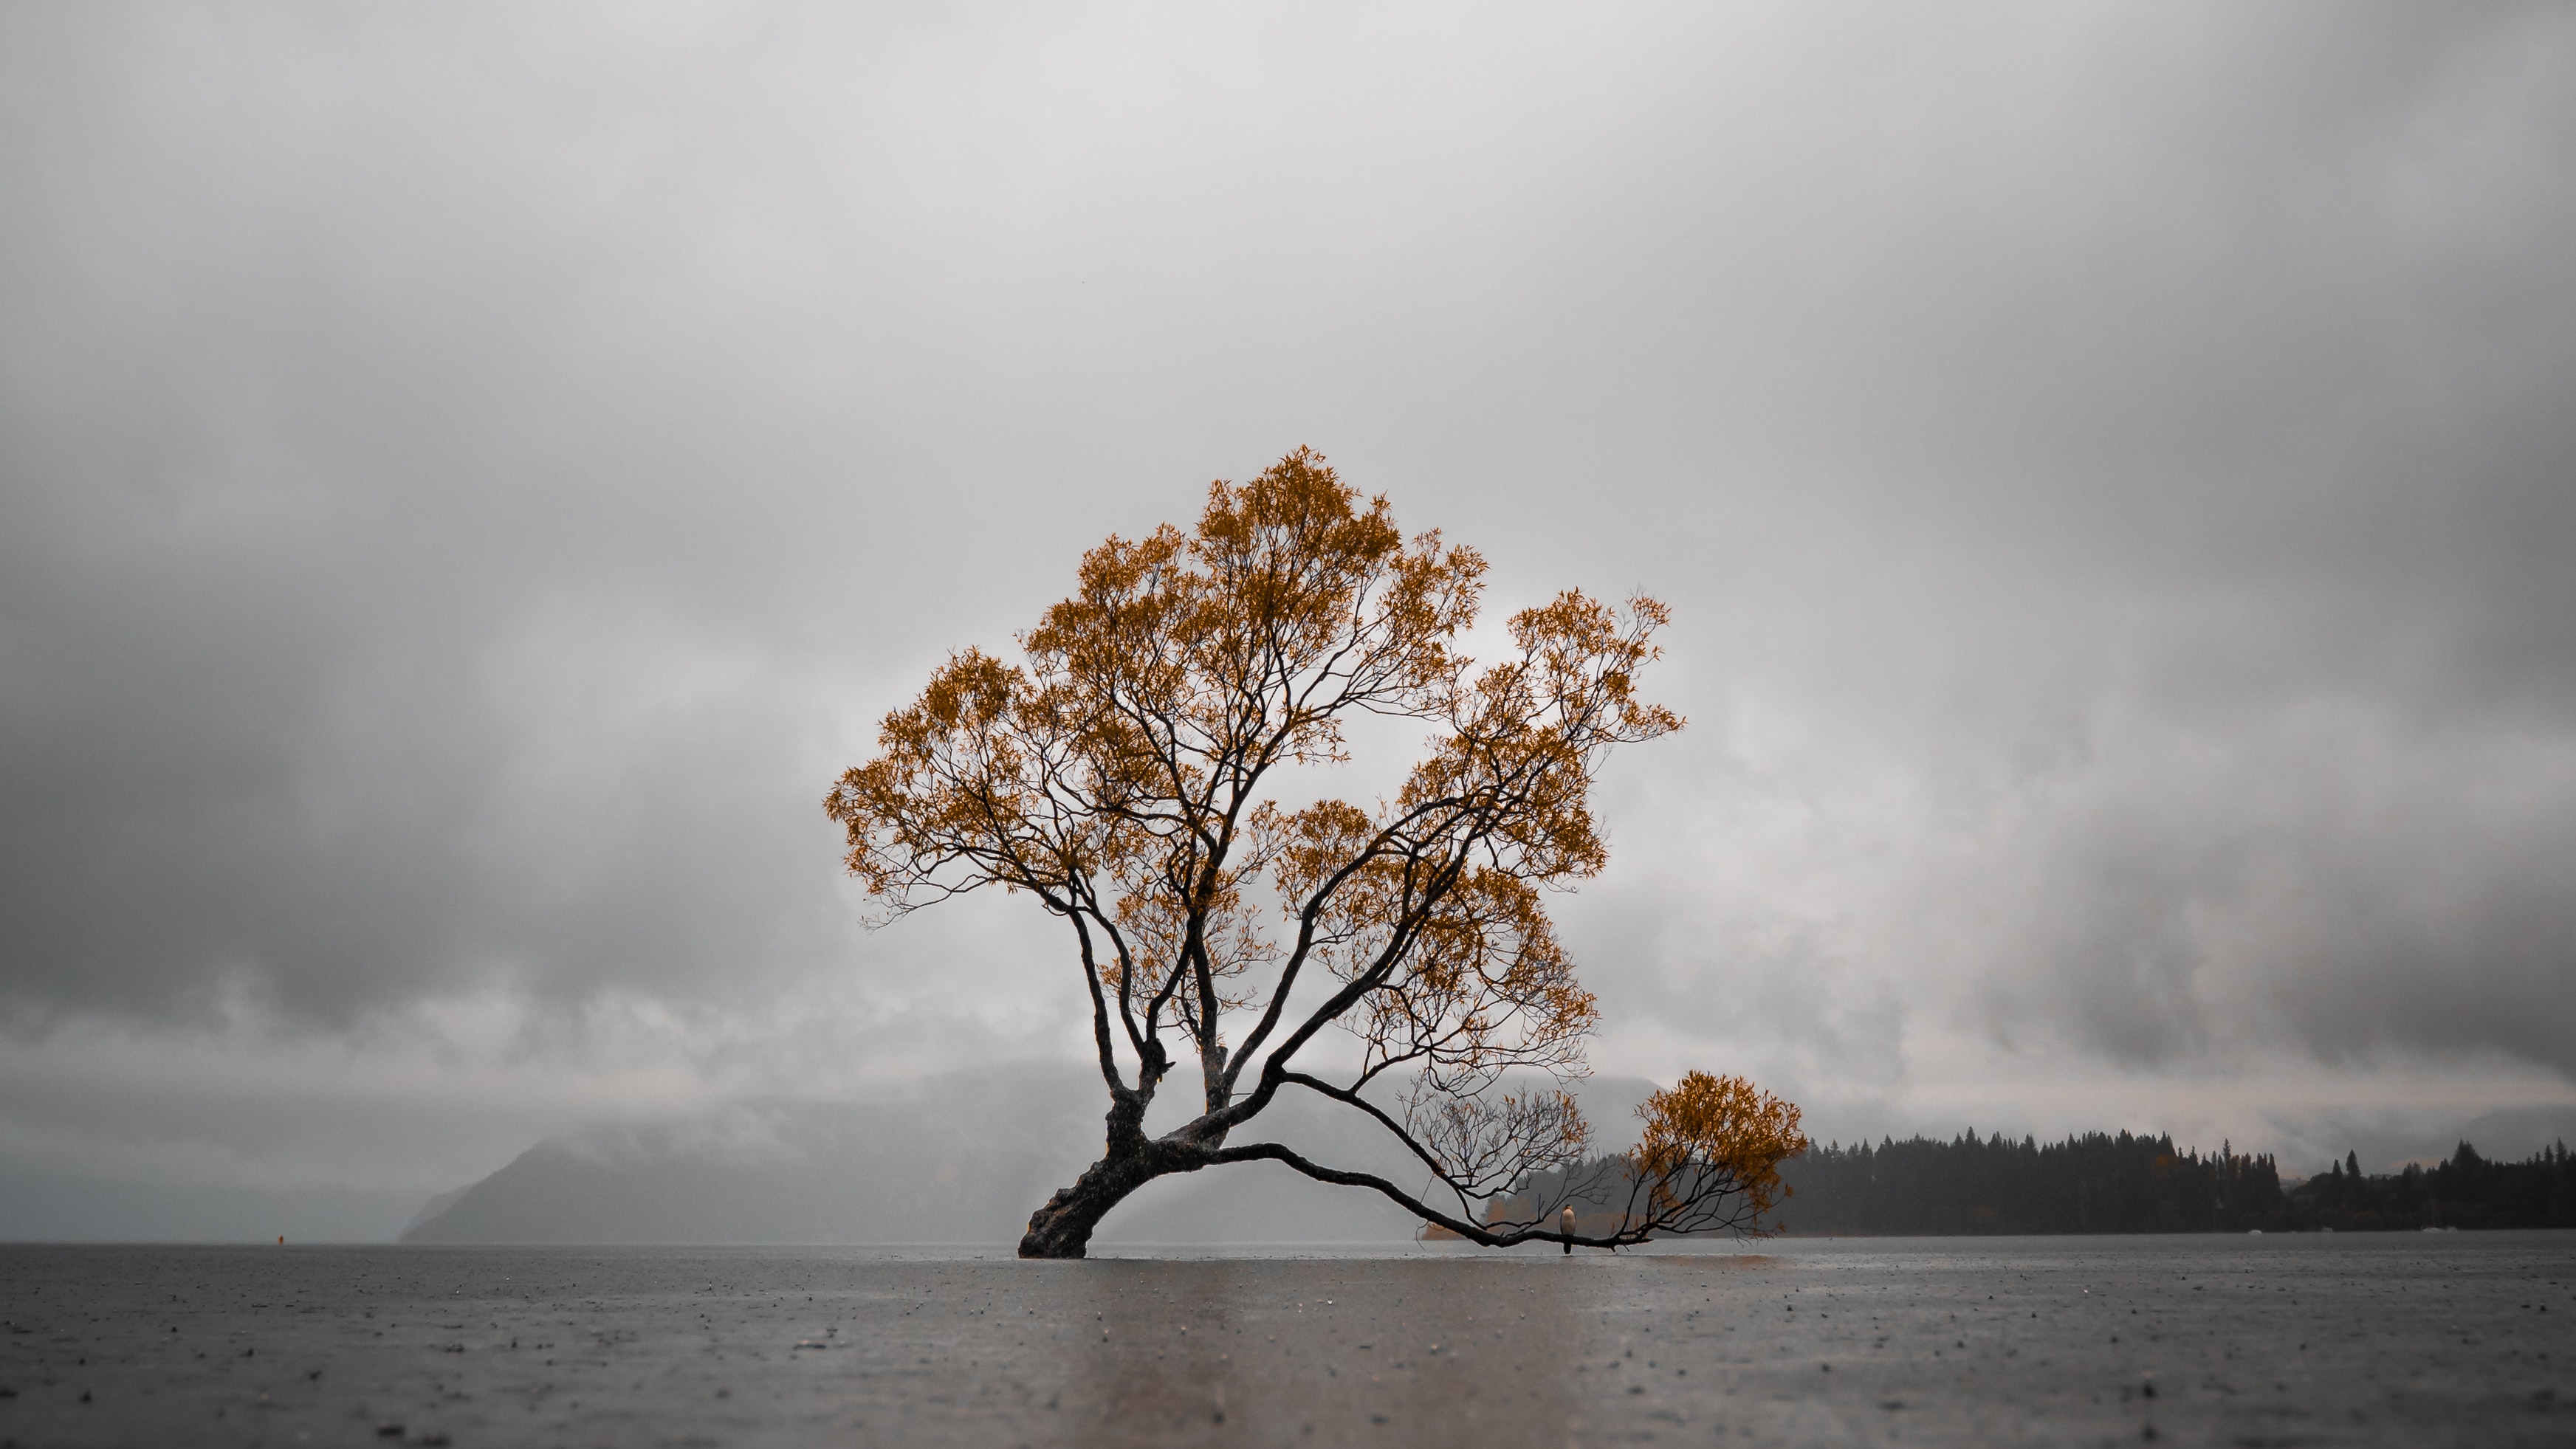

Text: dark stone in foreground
xmin=2 ymin=1234 xmax=2570 ymax=1445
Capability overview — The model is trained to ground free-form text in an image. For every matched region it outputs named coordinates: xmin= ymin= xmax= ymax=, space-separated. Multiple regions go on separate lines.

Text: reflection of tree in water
xmin=1070 ymin=1259 xmax=1584 ymax=1445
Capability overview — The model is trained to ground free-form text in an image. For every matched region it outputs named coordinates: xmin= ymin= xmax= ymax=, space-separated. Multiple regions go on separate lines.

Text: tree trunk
xmin=1017 ymin=1150 xmax=1172 ymax=1259
xmin=1020 ymin=1088 xmax=1223 ymax=1259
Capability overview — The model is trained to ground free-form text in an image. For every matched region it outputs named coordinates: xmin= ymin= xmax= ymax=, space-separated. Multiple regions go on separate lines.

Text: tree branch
xmin=1203 ymin=1142 xmax=1656 ymax=1250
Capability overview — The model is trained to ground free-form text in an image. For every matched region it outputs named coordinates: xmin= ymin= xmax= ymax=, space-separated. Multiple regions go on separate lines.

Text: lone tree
xmin=826 ymin=448 xmax=1805 ymax=1258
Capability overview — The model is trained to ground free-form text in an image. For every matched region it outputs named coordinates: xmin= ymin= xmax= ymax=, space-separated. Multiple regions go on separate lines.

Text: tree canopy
xmin=827 ymin=447 xmax=1804 ymax=1256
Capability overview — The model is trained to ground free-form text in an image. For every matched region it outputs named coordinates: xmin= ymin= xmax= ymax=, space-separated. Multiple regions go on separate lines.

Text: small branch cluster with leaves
xmin=1492 ymin=1072 xmax=1811 ymax=1245
xmin=825 ymin=447 xmax=1805 ymax=1253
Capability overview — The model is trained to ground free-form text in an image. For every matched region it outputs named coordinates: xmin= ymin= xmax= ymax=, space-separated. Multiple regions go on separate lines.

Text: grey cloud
xmin=0 ymin=1 xmax=2571 ymax=1211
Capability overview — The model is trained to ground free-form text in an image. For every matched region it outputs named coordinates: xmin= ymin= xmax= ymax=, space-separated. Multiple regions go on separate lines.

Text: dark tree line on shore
xmin=1765 ymin=1130 xmax=2576 ymax=1235
xmin=2294 ymin=1140 xmax=2576 ymax=1231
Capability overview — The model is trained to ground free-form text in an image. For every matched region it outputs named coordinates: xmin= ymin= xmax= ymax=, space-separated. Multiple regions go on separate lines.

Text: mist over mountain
xmin=405 ymin=1063 xmax=1098 ymax=1245
xmin=402 ymin=1065 xmax=1664 ymax=1246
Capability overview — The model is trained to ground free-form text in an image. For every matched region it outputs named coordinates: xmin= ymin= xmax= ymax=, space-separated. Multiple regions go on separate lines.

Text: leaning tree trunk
xmin=1018 ymin=1151 xmax=1171 ymax=1258
xmin=1019 ymin=1090 xmax=1219 ymax=1259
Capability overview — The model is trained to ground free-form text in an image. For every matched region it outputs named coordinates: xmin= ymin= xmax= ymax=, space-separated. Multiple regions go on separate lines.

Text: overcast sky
xmin=4 ymin=1 xmax=2572 ymax=1237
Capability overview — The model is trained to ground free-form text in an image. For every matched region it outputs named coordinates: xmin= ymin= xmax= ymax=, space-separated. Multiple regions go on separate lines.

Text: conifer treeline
xmin=1769 ymin=1132 xmax=2576 ymax=1234
xmin=2292 ymin=1141 xmax=2576 ymax=1231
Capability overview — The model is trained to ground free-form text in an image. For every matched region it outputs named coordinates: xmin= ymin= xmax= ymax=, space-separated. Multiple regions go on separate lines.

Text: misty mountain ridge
xmin=402 ymin=1063 xmax=1663 ymax=1245
xmin=402 ymin=1062 xmax=2576 ymax=1246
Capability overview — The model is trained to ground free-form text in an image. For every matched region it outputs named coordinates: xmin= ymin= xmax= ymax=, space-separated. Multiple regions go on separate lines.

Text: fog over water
xmin=2 ymin=4 xmax=2573 ymax=1240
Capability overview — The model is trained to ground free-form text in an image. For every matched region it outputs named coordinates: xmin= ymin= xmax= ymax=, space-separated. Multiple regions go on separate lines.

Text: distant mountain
xmin=397 ymin=1185 xmax=471 ymax=1238
xmin=404 ymin=1061 xmax=1102 ymax=1245
xmin=400 ymin=1063 xmax=1665 ymax=1245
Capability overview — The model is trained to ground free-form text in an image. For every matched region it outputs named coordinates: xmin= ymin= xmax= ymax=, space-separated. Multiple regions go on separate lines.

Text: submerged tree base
xmin=1018 ymin=1179 xmax=1119 ymax=1259
xmin=1018 ymin=1143 xmax=1209 ymax=1258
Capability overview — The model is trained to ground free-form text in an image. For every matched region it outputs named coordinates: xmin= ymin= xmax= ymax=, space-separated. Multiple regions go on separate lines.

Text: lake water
xmin=4 ymin=1232 xmax=2570 ymax=1446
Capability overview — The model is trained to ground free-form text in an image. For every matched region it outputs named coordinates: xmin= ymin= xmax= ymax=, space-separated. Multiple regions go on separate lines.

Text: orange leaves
xmin=1108 ymin=869 xmax=1271 ymax=1015
xmin=1630 ymin=1072 xmax=1810 ymax=1230
xmin=1508 ymin=590 xmax=1681 ymax=747
xmin=1263 ymin=798 xmax=1373 ymax=882
xmin=1392 ymin=589 xmax=1680 ymax=892
xmin=1020 ymin=449 xmax=1483 ymax=785
xmin=822 ymin=649 xmax=1060 ymax=901
xmin=824 ymin=447 xmax=1678 ymax=1118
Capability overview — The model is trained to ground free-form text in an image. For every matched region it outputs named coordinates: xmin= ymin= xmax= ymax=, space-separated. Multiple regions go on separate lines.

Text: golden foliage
xmin=1631 ymin=1071 xmax=1811 ymax=1231
xmin=826 ymin=447 xmax=1765 ymax=1245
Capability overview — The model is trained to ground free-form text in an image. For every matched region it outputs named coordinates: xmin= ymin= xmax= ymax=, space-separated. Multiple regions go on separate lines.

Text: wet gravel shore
xmin=4 ymin=1233 xmax=2570 ymax=1447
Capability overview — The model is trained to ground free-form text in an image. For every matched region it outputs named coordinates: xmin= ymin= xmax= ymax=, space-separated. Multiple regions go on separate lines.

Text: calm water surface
xmin=4 ymin=1233 xmax=2570 ymax=1446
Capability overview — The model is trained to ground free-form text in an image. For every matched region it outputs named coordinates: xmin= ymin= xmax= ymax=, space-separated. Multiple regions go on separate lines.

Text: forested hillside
xmin=1766 ymin=1132 xmax=2575 ymax=1235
